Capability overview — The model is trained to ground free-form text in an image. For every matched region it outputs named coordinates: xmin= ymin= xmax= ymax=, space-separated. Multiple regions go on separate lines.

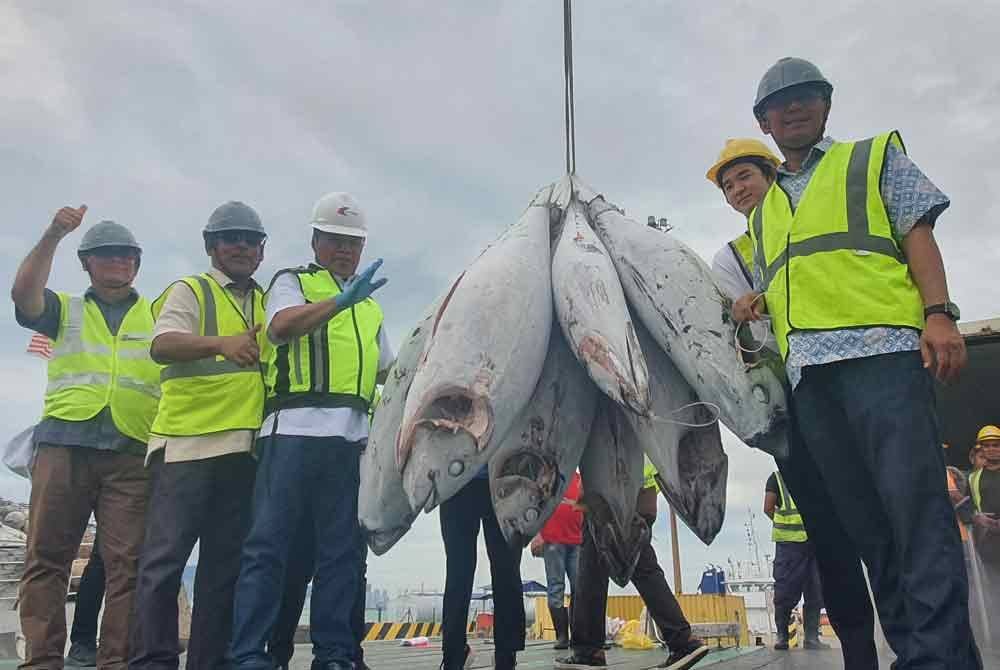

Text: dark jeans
xmin=130 ymin=452 xmax=256 ymax=670
xmin=772 ymin=542 xmax=823 ymax=611
xmin=570 ymin=514 xmax=693 ymax=655
xmin=230 ymin=436 xmax=363 ymax=670
xmin=777 ymin=423 xmax=878 ymax=668
xmin=71 ymin=535 xmax=105 ymax=648
xmin=439 ymin=478 xmax=525 ymax=667
xmin=268 ymin=515 xmax=368 ymax=668
xmin=793 ymin=351 xmax=980 ymax=669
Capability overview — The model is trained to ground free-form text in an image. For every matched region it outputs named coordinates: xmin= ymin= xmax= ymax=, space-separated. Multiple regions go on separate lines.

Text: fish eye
xmin=448 ymin=460 xmax=465 ymax=477
xmin=524 ymin=508 xmax=539 ymax=522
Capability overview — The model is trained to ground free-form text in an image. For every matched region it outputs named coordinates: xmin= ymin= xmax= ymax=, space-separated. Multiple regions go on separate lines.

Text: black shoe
xmin=803 ymin=638 xmax=830 ymax=650
xmin=310 ymin=659 xmax=355 ymax=670
xmin=553 ymin=650 xmax=607 ymax=669
xmin=773 ymin=640 xmax=789 ymax=651
xmin=440 ymin=645 xmax=475 ymax=670
xmin=660 ymin=641 xmax=709 ymax=670
xmin=65 ymin=643 xmax=97 ymax=668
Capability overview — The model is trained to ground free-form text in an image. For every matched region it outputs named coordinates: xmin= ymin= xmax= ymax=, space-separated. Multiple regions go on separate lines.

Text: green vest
xmin=265 ymin=265 xmax=383 ymax=413
xmin=970 ymin=468 xmax=989 ymax=511
xmin=150 ymin=274 xmax=267 ymax=436
xmin=772 ymin=472 xmax=807 ymax=543
xmin=643 ymin=459 xmax=659 ymax=491
xmin=44 ymin=292 xmax=161 ymax=443
xmin=748 ymin=132 xmax=925 ymax=359
xmin=728 ymin=232 xmax=755 ymax=287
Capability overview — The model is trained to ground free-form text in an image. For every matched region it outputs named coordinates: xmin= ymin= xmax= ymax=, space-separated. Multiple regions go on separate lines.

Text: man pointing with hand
xmin=130 ymin=201 xmax=269 ymax=670
xmin=230 ymin=192 xmax=393 ymax=670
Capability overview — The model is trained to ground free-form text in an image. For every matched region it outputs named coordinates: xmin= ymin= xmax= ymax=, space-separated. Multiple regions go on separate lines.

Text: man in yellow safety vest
xmin=970 ymin=425 xmax=1000 ymax=623
xmin=130 ymin=201 xmax=268 ymax=670
xmin=734 ymin=57 xmax=980 ymax=668
xmin=12 ymin=208 xmax=160 ymax=670
xmin=229 ymin=192 xmax=393 ymax=670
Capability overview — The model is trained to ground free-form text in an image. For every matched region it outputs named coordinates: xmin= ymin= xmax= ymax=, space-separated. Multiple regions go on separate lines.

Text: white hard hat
xmin=310 ymin=192 xmax=368 ymax=238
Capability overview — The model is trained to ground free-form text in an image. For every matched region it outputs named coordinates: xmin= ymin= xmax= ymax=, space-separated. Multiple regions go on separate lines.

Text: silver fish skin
xmin=358 ymin=304 xmax=438 ymax=555
xmin=552 ymin=198 xmax=651 ymax=416
xmin=588 ymin=196 xmax=789 ymax=455
xmin=626 ymin=319 xmax=728 ymax=545
xmin=488 ymin=327 xmax=597 ymax=548
xmin=579 ymin=397 xmax=650 ymax=587
xmin=399 ymin=203 xmax=553 ymax=513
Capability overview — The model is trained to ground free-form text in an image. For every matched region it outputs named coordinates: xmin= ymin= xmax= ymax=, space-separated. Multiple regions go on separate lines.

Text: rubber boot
xmin=803 ymin=606 xmax=830 ymax=650
xmin=552 ymin=606 xmax=570 ymax=650
xmin=774 ymin=608 xmax=791 ymax=651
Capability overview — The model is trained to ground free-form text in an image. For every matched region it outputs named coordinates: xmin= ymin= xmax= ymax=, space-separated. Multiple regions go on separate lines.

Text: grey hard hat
xmin=754 ymin=57 xmax=833 ymax=116
xmin=78 ymin=220 xmax=142 ymax=254
xmin=204 ymin=201 xmax=266 ymax=236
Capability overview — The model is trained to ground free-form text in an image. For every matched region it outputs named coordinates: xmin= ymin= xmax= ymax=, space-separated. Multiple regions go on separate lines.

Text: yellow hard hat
xmin=977 ymin=425 xmax=1000 ymax=444
xmin=706 ymin=138 xmax=782 ymax=186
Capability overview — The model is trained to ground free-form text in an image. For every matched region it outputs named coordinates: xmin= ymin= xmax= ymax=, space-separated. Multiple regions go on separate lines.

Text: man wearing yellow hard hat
xmin=707 ymin=140 xmax=876 ymax=665
xmin=970 ymin=425 xmax=1000 ymax=624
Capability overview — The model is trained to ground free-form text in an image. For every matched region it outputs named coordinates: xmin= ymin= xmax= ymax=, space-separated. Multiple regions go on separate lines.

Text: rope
xmin=563 ymin=0 xmax=576 ymax=175
xmin=649 ymin=401 xmax=721 ymax=429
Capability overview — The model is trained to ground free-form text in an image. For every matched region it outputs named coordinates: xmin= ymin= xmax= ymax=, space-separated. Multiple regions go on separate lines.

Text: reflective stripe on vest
xmin=971 ymin=469 xmax=983 ymax=511
xmin=772 ymin=472 xmax=808 ymax=543
xmin=265 ymin=265 xmax=383 ymax=413
xmin=44 ymin=292 xmax=161 ymax=443
xmin=150 ymin=274 xmax=266 ymax=436
xmin=748 ymin=132 xmax=924 ymax=359
xmin=728 ymin=233 xmax=755 ymax=287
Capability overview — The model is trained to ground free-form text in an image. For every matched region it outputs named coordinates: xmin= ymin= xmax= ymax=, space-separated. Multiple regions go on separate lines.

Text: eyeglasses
xmin=214 ymin=230 xmax=267 ymax=246
xmin=86 ymin=246 xmax=140 ymax=260
xmin=762 ymin=84 xmax=827 ymax=113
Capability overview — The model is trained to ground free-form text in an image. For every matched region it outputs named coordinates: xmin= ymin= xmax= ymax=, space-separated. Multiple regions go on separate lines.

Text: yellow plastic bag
xmin=617 ymin=619 xmax=656 ymax=650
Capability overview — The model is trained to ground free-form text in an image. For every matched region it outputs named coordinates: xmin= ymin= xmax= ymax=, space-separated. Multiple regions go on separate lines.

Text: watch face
xmin=949 ymin=302 xmax=961 ymax=320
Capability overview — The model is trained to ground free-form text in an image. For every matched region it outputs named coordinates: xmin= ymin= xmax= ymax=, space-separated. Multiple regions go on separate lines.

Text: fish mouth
xmin=397 ymin=388 xmax=493 ymax=469
xmin=495 ymin=451 xmax=558 ymax=494
xmin=366 ymin=522 xmax=414 ymax=556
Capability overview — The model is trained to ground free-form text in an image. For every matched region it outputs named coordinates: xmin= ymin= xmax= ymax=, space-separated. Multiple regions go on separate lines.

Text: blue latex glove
xmin=335 ymin=258 xmax=388 ymax=311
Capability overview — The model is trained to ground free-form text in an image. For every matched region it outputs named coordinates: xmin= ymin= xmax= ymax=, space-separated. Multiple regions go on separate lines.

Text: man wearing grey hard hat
xmin=230 ymin=192 xmax=391 ymax=670
xmin=12 ymin=207 xmax=160 ymax=670
xmin=129 ymin=201 xmax=268 ymax=670
xmin=734 ymin=58 xmax=981 ymax=668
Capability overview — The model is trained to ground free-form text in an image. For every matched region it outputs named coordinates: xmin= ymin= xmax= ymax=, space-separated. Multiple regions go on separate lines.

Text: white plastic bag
xmin=3 ymin=425 xmax=37 ymax=479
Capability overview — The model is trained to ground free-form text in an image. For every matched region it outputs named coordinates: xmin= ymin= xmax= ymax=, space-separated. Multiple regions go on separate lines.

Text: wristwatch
xmin=924 ymin=302 xmax=961 ymax=321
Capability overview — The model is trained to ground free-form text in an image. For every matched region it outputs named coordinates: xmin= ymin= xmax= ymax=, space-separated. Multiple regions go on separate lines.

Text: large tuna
xmin=358 ymin=304 xmax=437 ymax=555
xmin=488 ymin=327 xmax=597 ymax=548
xmin=551 ymin=198 xmax=651 ymax=416
xmin=579 ymin=397 xmax=649 ymax=587
xmin=626 ymin=320 xmax=728 ymax=545
xmin=399 ymin=203 xmax=553 ymax=513
xmin=585 ymin=191 xmax=789 ymax=457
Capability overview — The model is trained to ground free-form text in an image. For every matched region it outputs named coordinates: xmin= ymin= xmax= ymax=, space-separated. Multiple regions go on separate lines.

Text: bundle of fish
xmin=359 ymin=175 xmax=789 ymax=584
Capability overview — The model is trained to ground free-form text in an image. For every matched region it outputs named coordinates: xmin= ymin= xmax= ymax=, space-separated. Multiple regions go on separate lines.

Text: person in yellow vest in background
xmin=129 ymin=202 xmax=268 ymax=670
xmin=230 ymin=192 xmax=393 ymax=670
xmin=708 ymin=139 xmax=877 ymax=667
xmin=970 ymin=425 xmax=1000 ymax=623
xmin=12 ymin=209 xmax=160 ymax=670
xmin=763 ymin=472 xmax=828 ymax=650
xmin=734 ymin=57 xmax=980 ymax=668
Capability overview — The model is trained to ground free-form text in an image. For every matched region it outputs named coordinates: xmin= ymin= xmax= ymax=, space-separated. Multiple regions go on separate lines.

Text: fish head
xmin=401 ymin=421 xmax=484 ymax=514
xmin=490 ymin=450 xmax=561 ymax=546
xmin=365 ymin=522 xmax=414 ymax=556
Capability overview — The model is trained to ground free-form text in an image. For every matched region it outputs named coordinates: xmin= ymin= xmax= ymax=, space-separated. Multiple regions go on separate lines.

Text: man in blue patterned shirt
xmin=734 ymin=58 xmax=981 ymax=669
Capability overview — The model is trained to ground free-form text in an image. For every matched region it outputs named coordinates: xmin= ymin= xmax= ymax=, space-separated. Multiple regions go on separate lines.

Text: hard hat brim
xmin=311 ymin=223 xmax=368 ymax=238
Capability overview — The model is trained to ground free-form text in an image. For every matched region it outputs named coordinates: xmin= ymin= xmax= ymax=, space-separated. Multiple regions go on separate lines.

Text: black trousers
xmin=772 ymin=541 xmax=823 ymax=612
xmin=268 ymin=515 xmax=368 ymax=668
xmin=792 ymin=352 xmax=980 ymax=670
xmin=70 ymin=534 xmax=106 ymax=647
xmin=570 ymin=513 xmax=693 ymax=655
xmin=777 ymin=422 xmax=879 ymax=668
xmin=129 ymin=452 xmax=256 ymax=670
xmin=439 ymin=478 xmax=525 ymax=666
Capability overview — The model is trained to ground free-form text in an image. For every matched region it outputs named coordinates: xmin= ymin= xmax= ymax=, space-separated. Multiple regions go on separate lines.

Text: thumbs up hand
xmin=48 ymin=205 xmax=88 ymax=239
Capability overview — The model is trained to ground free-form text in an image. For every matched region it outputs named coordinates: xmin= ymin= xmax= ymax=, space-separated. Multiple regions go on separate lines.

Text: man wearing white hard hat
xmin=230 ymin=193 xmax=392 ymax=670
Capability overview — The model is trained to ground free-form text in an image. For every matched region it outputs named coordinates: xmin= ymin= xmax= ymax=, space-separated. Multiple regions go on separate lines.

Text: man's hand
xmin=219 ymin=324 xmax=262 ymax=367
xmin=48 ymin=205 xmax=88 ymax=239
xmin=335 ymin=259 xmax=388 ymax=311
xmin=529 ymin=537 xmax=545 ymax=557
xmin=972 ymin=512 xmax=1000 ymax=533
xmin=920 ymin=314 xmax=967 ymax=383
xmin=733 ymin=292 xmax=767 ymax=323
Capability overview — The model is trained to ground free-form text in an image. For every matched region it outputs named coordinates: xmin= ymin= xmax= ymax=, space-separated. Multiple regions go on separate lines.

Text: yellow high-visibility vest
xmin=728 ymin=232 xmax=755 ymax=287
xmin=44 ymin=292 xmax=161 ymax=443
xmin=772 ymin=472 xmax=808 ymax=543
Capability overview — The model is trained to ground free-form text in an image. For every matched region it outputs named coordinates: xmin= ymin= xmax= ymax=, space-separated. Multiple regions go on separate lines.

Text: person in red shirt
xmin=531 ymin=472 xmax=583 ymax=650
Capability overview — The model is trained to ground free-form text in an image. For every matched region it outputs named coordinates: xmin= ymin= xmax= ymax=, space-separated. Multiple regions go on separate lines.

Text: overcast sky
xmin=2 ymin=2 xmax=999 ymax=596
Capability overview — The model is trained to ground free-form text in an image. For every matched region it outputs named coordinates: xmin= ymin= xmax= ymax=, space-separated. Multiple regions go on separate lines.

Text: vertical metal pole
xmin=670 ymin=507 xmax=683 ymax=594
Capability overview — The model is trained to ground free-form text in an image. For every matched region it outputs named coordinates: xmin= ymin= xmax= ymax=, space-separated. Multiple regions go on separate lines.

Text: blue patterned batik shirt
xmin=753 ymin=136 xmax=950 ymax=388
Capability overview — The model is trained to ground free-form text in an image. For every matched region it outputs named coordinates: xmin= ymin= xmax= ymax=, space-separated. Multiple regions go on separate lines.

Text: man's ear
xmin=758 ymin=116 xmax=772 ymax=136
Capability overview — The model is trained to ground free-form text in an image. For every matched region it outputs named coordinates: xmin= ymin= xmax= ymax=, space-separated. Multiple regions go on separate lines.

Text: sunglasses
xmin=87 ymin=246 xmax=140 ymax=260
xmin=763 ymin=84 xmax=827 ymax=112
xmin=214 ymin=230 xmax=267 ymax=246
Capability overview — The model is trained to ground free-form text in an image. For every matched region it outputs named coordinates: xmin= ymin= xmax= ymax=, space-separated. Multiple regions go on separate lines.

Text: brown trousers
xmin=20 ymin=445 xmax=149 ymax=670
